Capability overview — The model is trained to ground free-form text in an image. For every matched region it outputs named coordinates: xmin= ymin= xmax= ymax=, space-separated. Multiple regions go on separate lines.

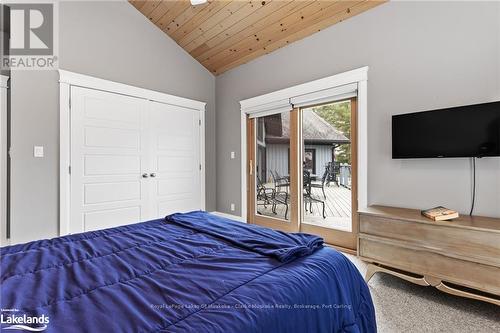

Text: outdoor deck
xmin=257 ymin=184 xmax=352 ymax=231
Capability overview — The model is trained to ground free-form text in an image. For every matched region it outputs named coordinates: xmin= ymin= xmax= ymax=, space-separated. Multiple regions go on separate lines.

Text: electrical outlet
xmin=230 ymin=151 xmax=235 ymax=159
xmin=230 ymin=203 xmax=235 ymax=211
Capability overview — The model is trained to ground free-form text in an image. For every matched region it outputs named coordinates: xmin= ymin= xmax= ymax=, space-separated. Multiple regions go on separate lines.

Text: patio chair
xmin=326 ymin=162 xmax=339 ymax=187
xmin=303 ymin=170 xmax=326 ymax=219
xmin=256 ymin=176 xmax=274 ymax=212
xmin=271 ymin=170 xmax=290 ymax=192
xmin=257 ymin=174 xmax=289 ymax=219
xmin=310 ymin=168 xmax=328 ymax=199
xmin=272 ymin=191 xmax=289 ymax=220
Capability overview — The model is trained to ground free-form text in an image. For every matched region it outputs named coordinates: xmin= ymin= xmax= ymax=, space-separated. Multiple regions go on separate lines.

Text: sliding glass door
xmin=299 ymin=98 xmax=358 ymax=249
xmin=247 ymin=99 xmax=358 ymax=251
xmin=247 ymin=110 xmax=299 ymax=233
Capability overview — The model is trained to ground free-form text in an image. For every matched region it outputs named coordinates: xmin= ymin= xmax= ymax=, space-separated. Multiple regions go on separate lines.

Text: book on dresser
xmin=421 ymin=206 xmax=459 ymax=221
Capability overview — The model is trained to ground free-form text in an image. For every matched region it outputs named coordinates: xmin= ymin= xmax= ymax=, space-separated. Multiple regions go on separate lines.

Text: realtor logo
xmin=1 ymin=309 xmax=49 ymax=332
xmin=9 ymin=3 xmax=53 ymax=55
xmin=1 ymin=1 xmax=58 ymax=70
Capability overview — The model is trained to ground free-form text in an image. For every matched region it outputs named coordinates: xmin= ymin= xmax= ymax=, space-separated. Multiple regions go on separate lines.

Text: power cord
xmin=469 ymin=157 xmax=476 ymax=216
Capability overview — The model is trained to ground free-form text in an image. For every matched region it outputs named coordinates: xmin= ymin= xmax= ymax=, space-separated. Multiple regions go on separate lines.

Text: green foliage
xmin=313 ymin=101 xmax=351 ymax=164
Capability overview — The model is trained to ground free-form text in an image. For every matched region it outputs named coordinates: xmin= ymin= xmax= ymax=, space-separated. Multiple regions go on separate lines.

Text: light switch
xmin=230 ymin=151 xmax=235 ymax=159
xmin=34 ymin=146 xmax=44 ymax=158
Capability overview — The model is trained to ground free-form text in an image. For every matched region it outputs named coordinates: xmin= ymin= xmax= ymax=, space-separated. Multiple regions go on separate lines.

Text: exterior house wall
xmin=265 ymin=144 xmax=288 ymax=183
xmin=265 ymin=144 xmax=332 ymax=182
xmin=305 ymin=145 xmax=333 ymax=177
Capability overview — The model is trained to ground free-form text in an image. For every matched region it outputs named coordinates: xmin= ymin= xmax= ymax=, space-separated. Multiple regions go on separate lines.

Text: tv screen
xmin=392 ymin=101 xmax=500 ymax=158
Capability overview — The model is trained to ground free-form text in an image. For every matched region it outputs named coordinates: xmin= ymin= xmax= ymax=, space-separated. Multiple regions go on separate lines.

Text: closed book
xmin=421 ymin=206 xmax=459 ymax=221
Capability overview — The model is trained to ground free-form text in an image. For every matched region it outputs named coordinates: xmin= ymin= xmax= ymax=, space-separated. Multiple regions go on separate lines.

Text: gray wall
xmin=10 ymin=1 xmax=216 ymax=243
xmin=1 ymin=4 xmax=9 ymax=77
xmin=0 ymin=30 xmax=9 ymax=76
xmin=264 ymin=144 xmax=331 ymax=182
xmin=216 ymin=1 xmax=500 ymax=217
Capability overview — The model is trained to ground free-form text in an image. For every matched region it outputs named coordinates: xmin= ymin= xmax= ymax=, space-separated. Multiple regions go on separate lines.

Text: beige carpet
xmin=344 ymin=254 xmax=500 ymax=332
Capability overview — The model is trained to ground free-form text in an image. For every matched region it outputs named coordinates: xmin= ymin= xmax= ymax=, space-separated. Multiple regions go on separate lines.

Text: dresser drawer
xmin=359 ymin=235 xmax=500 ymax=295
xmin=359 ymin=214 xmax=500 ymax=266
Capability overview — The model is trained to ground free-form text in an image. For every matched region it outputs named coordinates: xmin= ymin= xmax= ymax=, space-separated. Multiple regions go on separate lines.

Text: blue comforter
xmin=1 ymin=211 xmax=376 ymax=332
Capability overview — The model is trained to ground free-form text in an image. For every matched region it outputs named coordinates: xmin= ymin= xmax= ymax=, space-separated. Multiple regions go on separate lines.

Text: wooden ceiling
xmin=130 ymin=0 xmax=385 ymax=75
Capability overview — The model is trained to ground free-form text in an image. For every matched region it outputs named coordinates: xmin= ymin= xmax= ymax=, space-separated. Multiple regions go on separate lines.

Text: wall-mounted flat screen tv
xmin=392 ymin=101 xmax=500 ymax=158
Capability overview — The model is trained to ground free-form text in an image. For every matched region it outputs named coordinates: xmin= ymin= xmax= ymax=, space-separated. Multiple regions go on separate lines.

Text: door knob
xmin=142 ymin=173 xmax=149 ymax=178
xmin=150 ymin=173 xmax=156 ymax=178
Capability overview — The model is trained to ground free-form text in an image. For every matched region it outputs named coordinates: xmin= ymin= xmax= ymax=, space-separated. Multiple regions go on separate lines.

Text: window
xmin=257 ymin=118 xmax=265 ymax=143
xmin=303 ymin=149 xmax=316 ymax=174
xmin=254 ymin=111 xmax=291 ymax=222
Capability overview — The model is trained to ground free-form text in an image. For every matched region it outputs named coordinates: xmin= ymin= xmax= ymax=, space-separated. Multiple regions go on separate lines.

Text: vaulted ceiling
xmin=130 ymin=0 xmax=385 ymax=75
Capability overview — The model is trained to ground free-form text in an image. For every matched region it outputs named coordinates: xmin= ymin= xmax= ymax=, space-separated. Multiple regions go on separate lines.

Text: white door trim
xmin=59 ymin=70 xmax=206 ymax=111
xmin=210 ymin=211 xmax=245 ymax=222
xmin=59 ymin=70 xmax=206 ymax=236
xmin=240 ymin=67 xmax=367 ymax=111
xmin=239 ymin=66 xmax=369 ymax=221
xmin=0 ymin=75 xmax=8 ymax=88
xmin=0 ymin=75 xmax=9 ymax=245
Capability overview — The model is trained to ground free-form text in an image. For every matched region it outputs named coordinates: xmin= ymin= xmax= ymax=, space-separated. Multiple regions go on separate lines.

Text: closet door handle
xmin=142 ymin=173 xmax=149 ymax=178
xmin=150 ymin=173 xmax=156 ymax=178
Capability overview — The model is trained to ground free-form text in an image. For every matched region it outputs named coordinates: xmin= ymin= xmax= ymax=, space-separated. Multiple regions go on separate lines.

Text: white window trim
xmin=59 ymin=70 xmax=206 ymax=236
xmin=0 ymin=75 xmax=9 ymax=245
xmin=244 ymin=98 xmax=293 ymax=119
xmin=291 ymin=83 xmax=358 ymax=108
xmin=240 ymin=66 xmax=369 ymax=221
xmin=0 ymin=75 xmax=8 ymax=87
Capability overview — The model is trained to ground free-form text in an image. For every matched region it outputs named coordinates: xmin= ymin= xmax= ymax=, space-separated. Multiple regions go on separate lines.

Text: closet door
xmin=147 ymin=101 xmax=201 ymax=219
xmin=70 ymin=87 xmax=150 ymax=233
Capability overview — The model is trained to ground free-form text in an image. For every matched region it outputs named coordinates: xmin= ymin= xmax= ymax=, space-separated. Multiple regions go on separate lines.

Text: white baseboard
xmin=209 ymin=211 xmax=246 ymax=223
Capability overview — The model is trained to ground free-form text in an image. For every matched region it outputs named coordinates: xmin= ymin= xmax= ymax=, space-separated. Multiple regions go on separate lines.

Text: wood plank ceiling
xmin=130 ymin=0 xmax=385 ymax=75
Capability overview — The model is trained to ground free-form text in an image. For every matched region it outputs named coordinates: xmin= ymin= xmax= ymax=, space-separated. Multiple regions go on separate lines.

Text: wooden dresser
xmin=358 ymin=205 xmax=500 ymax=306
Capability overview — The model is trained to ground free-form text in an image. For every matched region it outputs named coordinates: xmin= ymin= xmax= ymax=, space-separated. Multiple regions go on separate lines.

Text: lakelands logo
xmin=1 ymin=1 xmax=59 ymax=70
xmin=0 ymin=309 xmax=49 ymax=331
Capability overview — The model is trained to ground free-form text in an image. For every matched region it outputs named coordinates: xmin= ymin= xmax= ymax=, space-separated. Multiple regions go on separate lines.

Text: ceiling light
xmin=190 ymin=0 xmax=208 ymax=6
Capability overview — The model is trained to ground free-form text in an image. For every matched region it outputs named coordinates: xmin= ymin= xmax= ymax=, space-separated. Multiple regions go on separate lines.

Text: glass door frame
xmin=246 ymin=109 xmax=300 ymax=233
xmin=246 ymin=99 xmax=358 ymax=251
xmin=298 ymin=97 xmax=358 ymax=250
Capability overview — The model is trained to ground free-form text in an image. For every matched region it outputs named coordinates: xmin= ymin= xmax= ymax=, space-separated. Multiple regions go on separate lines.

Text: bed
xmin=1 ymin=211 xmax=376 ymax=332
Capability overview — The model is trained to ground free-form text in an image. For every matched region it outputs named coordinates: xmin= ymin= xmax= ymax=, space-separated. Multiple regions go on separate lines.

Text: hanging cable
xmin=469 ymin=157 xmax=476 ymax=216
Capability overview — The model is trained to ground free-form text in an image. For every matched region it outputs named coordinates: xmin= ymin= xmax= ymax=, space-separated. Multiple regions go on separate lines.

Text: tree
xmin=313 ymin=101 xmax=351 ymax=164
